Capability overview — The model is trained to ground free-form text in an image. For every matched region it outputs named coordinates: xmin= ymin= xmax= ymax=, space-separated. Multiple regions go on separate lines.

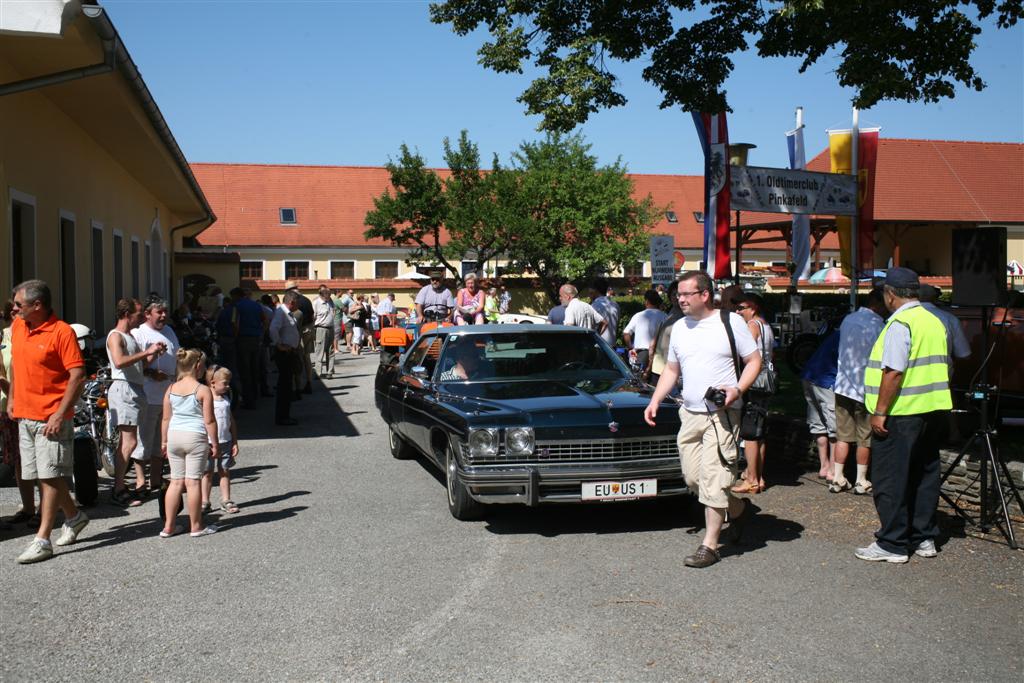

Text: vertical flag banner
xmin=692 ymin=112 xmax=731 ymax=279
xmin=829 ymin=128 xmax=879 ymax=277
xmin=787 ymin=123 xmax=811 ymax=284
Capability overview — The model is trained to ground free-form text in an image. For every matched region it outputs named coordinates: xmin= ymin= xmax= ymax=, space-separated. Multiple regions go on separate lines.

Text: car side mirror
xmin=411 ymin=365 xmax=430 ymax=380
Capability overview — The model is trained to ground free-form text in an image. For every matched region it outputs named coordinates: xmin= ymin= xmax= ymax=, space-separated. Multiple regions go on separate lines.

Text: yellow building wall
xmin=1 ymin=61 xmax=189 ymax=332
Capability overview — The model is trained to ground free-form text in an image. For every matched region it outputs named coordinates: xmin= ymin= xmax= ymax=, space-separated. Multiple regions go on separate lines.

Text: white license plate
xmin=581 ymin=479 xmax=657 ymax=501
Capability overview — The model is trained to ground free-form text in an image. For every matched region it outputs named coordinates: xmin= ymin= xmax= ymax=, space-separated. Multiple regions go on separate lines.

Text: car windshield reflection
xmin=436 ymin=332 xmax=627 ymax=382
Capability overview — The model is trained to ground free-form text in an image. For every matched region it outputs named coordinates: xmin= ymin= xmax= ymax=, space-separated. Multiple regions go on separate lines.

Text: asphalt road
xmin=1 ymin=352 xmax=1021 ymax=681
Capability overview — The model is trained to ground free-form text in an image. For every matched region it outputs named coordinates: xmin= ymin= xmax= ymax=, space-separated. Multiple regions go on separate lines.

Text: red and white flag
xmin=692 ymin=112 xmax=731 ymax=279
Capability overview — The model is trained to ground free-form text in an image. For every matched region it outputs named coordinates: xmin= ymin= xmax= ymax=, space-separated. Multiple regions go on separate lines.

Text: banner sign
xmin=650 ymin=236 xmax=675 ymax=287
xmin=787 ymin=122 xmax=812 ymax=285
xmin=729 ymin=165 xmax=856 ymax=216
xmin=691 ymin=112 xmax=732 ymax=280
xmin=830 ymin=129 xmax=879 ymax=276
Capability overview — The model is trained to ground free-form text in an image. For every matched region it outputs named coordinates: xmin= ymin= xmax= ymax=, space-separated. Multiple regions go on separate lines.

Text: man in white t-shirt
xmin=644 ymin=271 xmax=761 ymax=569
xmin=589 ymin=278 xmax=620 ymax=346
xmin=131 ymin=299 xmax=179 ymax=495
xmin=560 ymin=284 xmax=607 ymax=336
xmin=623 ymin=289 xmax=667 ymax=371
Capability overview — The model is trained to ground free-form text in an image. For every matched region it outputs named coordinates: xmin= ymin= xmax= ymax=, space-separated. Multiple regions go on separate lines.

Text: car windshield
xmin=435 ymin=331 xmax=628 ymax=382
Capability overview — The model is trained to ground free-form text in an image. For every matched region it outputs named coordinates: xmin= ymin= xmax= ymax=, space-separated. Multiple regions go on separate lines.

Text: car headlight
xmin=468 ymin=428 xmax=499 ymax=458
xmin=505 ymin=427 xmax=535 ymax=456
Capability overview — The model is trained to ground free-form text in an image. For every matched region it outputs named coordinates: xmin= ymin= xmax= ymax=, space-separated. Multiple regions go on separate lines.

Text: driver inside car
xmin=414 ymin=271 xmax=455 ymax=324
xmin=439 ymin=340 xmax=490 ymax=381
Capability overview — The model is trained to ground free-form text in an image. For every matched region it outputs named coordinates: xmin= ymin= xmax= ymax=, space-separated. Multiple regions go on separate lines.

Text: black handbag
xmin=721 ymin=310 xmax=769 ymax=440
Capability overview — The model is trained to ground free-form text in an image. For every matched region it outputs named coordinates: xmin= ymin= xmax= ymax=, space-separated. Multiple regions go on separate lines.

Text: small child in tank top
xmin=201 ymin=366 xmax=240 ymax=514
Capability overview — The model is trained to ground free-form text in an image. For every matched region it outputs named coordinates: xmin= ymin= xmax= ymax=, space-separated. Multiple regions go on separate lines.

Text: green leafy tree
xmin=430 ymin=0 xmax=1022 ymax=132
xmin=363 ymin=132 xmax=508 ymax=284
xmin=496 ymin=133 xmax=660 ymax=304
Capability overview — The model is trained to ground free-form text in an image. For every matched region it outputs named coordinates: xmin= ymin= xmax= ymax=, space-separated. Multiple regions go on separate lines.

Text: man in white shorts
xmin=106 ymin=298 xmax=165 ymax=506
xmin=644 ymin=271 xmax=762 ymax=569
xmin=131 ymin=298 xmax=179 ymax=496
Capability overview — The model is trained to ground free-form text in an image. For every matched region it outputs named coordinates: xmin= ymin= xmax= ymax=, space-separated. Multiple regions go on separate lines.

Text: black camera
xmin=704 ymin=386 xmax=727 ymax=408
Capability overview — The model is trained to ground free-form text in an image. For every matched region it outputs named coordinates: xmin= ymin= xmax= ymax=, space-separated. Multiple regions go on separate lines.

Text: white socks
xmin=856 ymin=464 xmax=870 ymax=485
xmin=833 ymin=461 xmax=846 ymax=483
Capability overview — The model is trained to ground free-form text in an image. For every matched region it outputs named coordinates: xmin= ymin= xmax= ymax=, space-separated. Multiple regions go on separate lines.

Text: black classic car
xmin=374 ymin=324 xmax=685 ymax=519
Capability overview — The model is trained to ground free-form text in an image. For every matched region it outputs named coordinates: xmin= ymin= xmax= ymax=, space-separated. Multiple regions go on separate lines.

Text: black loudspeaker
xmin=951 ymin=227 xmax=1007 ymax=307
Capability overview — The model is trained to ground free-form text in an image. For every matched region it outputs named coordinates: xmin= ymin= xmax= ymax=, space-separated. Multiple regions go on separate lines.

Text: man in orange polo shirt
xmin=7 ymin=280 xmax=89 ymax=564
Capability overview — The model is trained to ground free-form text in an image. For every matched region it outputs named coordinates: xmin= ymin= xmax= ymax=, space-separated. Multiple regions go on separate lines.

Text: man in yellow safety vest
xmin=856 ymin=267 xmax=952 ymax=563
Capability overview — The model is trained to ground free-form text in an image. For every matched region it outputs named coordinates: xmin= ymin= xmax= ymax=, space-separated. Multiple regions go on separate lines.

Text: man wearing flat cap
xmin=856 ymin=267 xmax=952 ymax=563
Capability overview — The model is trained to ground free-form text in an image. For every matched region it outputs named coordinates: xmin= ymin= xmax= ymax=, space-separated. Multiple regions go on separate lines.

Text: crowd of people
xmin=0 ymin=277 xmax=409 ymax=563
xmin=1 ymin=265 xmax=967 ymax=568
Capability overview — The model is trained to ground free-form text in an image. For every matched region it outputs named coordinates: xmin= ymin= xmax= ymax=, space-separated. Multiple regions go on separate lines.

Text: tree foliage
xmin=365 ymin=132 xmax=660 ymax=301
xmin=429 ymin=0 xmax=1022 ymax=132
xmin=364 ymin=132 xmax=507 ymax=284
xmin=495 ymin=133 xmax=660 ymax=304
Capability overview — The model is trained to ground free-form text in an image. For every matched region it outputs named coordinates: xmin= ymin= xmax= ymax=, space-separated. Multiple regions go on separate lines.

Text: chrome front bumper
xmin=457 ymin=457 xmax=688 ymax=505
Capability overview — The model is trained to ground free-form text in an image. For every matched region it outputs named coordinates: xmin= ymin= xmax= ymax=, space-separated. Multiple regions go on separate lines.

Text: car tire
xmin=73 ymin=439 xmax=98 ymax=507
xmin=388 ymin=423 xmax=414 ymax=460
xmin=446 ymin=441 xmax=483 ymax=521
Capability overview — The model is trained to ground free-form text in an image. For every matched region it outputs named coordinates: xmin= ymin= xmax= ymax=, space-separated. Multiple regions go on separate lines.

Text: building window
xmin=375 ymin=261 xmax=399 ymax=279
xmin=280 ymin=208 xmax=297 ymax=225
xmin=665 ymin=211 xmax=678 ymax=223
xmin=284 ymin=261 xmax=309 ymax=280
xmin=11 ymin=195 xmax=36 ymax=287
xmin=144 ymin=242 xmax=152 ymax=293
xmin=59 ymin=215 xmax=76 ymax=321
xmin=623 ymin=261 xmax=645 ymax=277
xmin=240 ymin=261 xmax=264 ymax=280
xmin=330 ymin=261 xmax=354 ymax=279
xmin=92 ymin=224 xmax=104 ymax=330
xmin=693 ymin=211 xmax=704 ymax=223
xmin=130 ymin=239 xmax=140 ymax=298
xmin=113 ymin=232 xmax=124 ymax=300
xmin=461 ymin=261 xmax=478 ymax=277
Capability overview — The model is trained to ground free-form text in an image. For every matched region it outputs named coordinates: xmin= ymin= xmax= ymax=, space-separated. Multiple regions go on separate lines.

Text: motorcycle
xmin=69 ymin=325 xmax=118 ymax=506
xmin=173 ymin=314 xmax=219 ymax=360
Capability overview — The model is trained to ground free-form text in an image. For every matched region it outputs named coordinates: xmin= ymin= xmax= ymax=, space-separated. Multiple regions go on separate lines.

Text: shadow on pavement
xmin=237 ymin=373 xmax=361 ymax=440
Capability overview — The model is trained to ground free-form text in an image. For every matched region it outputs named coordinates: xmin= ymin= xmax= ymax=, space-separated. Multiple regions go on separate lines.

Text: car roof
xmin=422 ymin=324 xmax=592 ymax=337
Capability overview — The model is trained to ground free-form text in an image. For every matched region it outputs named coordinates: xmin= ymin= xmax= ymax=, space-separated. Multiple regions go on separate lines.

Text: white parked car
xmin=498 ymin=313 xmax=548 ymax=325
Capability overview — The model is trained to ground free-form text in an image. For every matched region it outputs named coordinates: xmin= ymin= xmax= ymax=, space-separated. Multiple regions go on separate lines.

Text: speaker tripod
xmin=939 ymin=307 xmax=1024 ymax=549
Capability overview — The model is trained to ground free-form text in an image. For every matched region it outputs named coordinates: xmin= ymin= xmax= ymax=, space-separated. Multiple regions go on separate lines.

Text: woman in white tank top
xmin=732 ymin=294 xmax=774 ymax=494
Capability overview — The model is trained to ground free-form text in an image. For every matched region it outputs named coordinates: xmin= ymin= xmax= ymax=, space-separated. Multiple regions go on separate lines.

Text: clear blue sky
xmin=104 ymin=0 xmax=1024 ymax=175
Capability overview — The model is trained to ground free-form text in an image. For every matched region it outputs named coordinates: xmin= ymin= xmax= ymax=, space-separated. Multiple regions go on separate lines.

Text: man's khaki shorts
xmin=677 ymin=407 xmax=740 ymax=509
xmin=835 ymin=393 xmax=872 ymax=448
xmin=19 ymin=418 xmax=74 ymax=480
xmin=108 ymin=381 xmax=146 ymax=428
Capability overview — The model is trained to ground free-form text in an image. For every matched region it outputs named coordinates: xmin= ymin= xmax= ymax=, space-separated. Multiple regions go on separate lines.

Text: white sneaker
xmin=913 ymin=539 xmax=937 ymax=558
xmin=853 ymin=480 xmax=873 ymax=495
xmin=17 ymin=539 xmax=53 ymax=564
xmin=854 ymin=542 xmax=909 ymax=564
xmin=55 ymin=512 xmax=90 ymax=547
xmin=828 ymin=478 xmax=852 ymax=493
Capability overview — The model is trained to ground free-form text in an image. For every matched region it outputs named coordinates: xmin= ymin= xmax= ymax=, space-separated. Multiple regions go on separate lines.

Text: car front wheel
xmin=446 ymin=441 xmax=483 ymax=521
xmin=388 ymin=423 xmax=414 ymax=460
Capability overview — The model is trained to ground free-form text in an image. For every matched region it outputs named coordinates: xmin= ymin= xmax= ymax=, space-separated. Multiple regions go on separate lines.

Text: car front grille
xmin=464 ymin=435 xmax=678 ymax=464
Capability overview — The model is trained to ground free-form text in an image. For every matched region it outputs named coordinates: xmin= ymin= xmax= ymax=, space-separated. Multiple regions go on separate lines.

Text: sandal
xmin=730 ymin=480 xmax=760 ymax=494
xmin=9 ymin=509 xmax=37 ymax=524
xmin=190 ymin=524 xmax=219 ymax=537
xmin=111 ymin=489 xmax=134 ymax=507
xmin=219 ymin=501 xmax=240 ymax=514
xmin=201 ymin=502 xmax=212 ymax=514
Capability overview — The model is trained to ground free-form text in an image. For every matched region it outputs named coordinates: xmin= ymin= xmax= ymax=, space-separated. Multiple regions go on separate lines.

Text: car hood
xmin=437 ymin=378 xmax=680 ymax=438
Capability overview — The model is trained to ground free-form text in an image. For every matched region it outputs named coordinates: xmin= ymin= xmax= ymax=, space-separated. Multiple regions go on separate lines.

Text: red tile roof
xmin=192 ymin=139 xmax=1021 ymax=251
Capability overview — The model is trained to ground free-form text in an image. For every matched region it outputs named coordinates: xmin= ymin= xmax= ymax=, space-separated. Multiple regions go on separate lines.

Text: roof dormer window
xmin=665 ymin=211 xmax=678 ymax=223
xmin=279 ymin=208 xmax=297 ymax=225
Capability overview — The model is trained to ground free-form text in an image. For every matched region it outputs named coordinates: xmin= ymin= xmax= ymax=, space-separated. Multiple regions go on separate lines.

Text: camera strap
xmin=721 ymin=308 xmax=742 ymax=382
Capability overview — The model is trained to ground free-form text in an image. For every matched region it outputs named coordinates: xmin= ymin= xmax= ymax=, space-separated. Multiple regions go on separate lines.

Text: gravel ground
xmin=1 ymin=352 xmax=1021 ymax=681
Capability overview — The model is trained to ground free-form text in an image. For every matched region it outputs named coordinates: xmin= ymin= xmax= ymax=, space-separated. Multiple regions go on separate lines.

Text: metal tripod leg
xmin=980 ymin=431 xmax=1023 ymax=550
xmin=939 ymin=430 xmax=980 ymax=523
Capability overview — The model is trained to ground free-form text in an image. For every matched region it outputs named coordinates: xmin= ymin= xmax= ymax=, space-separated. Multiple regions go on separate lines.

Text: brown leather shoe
xmin=683 ymin=544 xmax=721 ymax=568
